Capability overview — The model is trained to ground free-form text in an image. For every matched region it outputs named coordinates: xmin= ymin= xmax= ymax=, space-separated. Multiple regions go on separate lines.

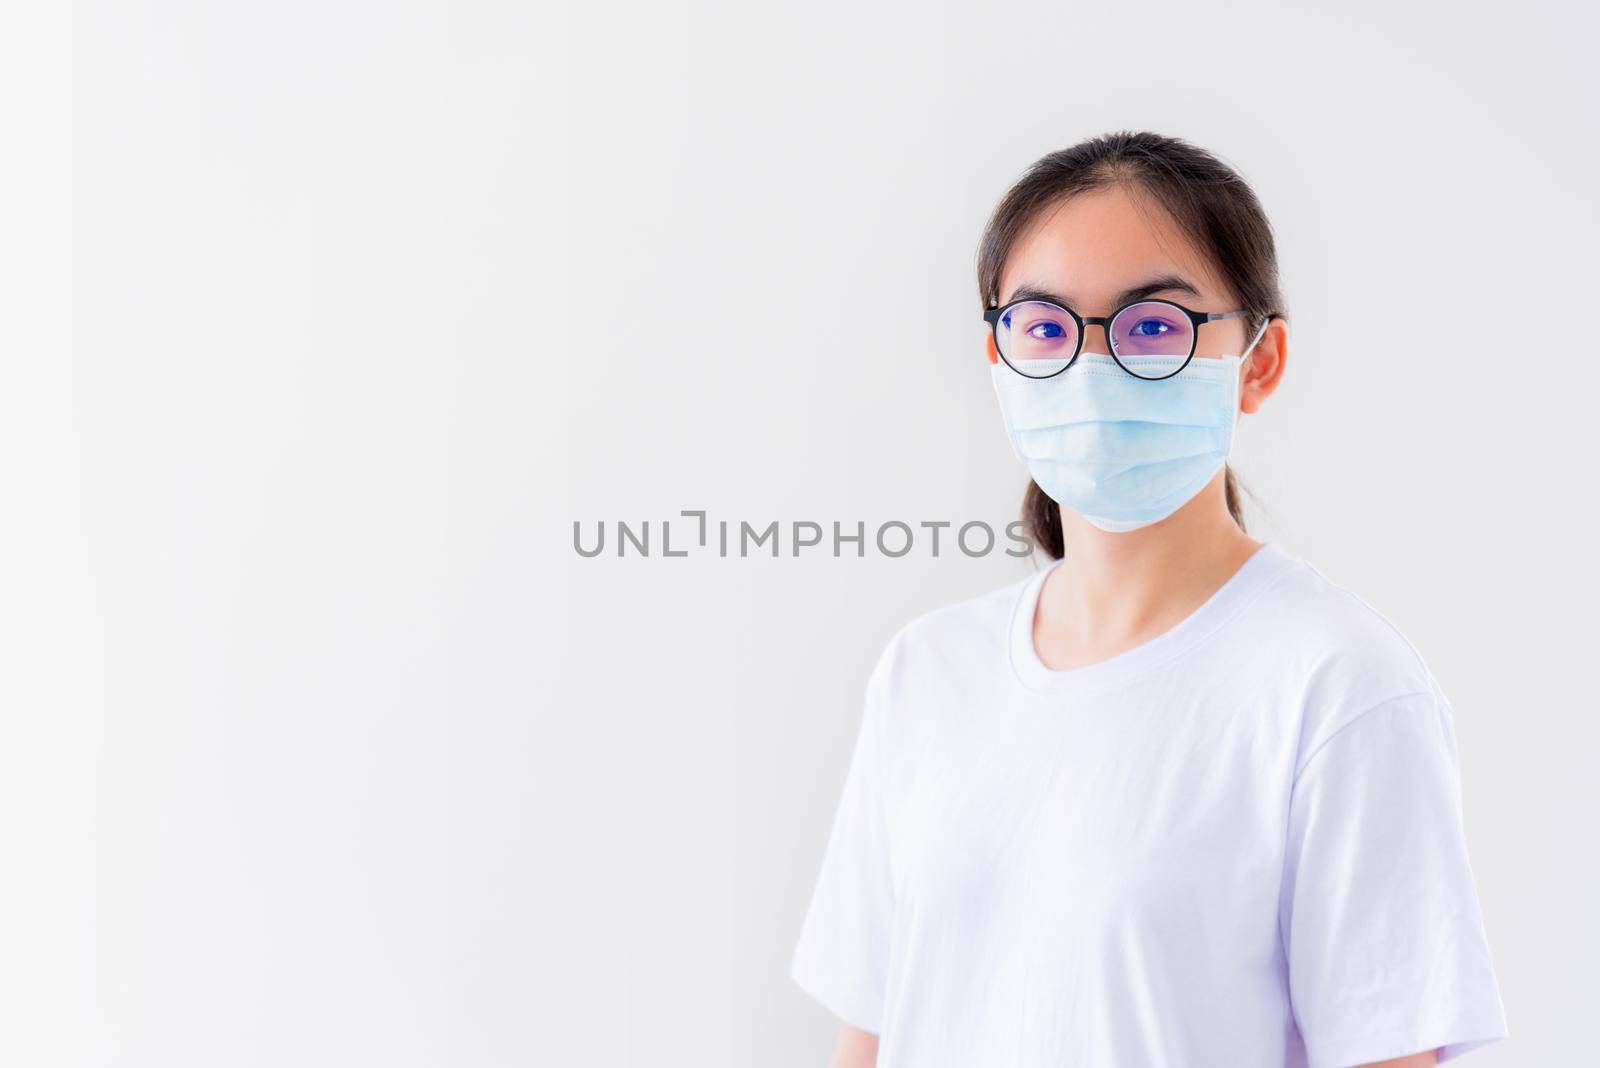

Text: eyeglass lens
xmin=995 ymin=300 xmax=1196 ymax=379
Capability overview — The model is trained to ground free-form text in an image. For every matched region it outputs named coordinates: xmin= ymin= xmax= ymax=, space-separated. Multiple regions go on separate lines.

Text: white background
xmin=3 ymin=1 xmax=1594 ymax=1065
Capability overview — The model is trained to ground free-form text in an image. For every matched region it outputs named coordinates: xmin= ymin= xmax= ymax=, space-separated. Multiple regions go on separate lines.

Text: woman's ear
xmin=1239 ymin=317 xmax=1287 ymax=414
xmin=985 ymin=332 xmax=999 ymax=365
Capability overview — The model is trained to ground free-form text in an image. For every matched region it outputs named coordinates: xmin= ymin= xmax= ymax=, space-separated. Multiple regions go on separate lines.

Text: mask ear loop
xmin=1230 ymin=316 xmax=1272 ymax=430
xmin=1239 ymin=315 xmax=1270 ymax=363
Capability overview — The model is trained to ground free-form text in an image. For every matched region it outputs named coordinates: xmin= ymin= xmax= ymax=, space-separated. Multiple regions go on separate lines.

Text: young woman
xmin=789 ymin=131 xmax=1508 ymax=1068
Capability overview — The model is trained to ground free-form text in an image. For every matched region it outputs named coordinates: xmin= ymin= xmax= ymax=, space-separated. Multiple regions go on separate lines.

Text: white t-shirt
xmin=789 ymin=542 xmax=1508 ymax=1068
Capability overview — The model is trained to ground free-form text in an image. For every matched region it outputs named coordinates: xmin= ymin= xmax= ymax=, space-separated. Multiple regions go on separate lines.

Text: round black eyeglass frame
xmin=982 ymin=298 xmax=1250 ymax=381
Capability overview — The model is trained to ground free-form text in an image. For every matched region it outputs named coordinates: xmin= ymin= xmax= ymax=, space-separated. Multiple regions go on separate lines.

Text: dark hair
xmin=975 ymin=130 xmax=1288 ymax=560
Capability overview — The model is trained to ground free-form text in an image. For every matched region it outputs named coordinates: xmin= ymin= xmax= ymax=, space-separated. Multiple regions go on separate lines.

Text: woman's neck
xmin=1033 ymin=487 xmax=1261 ymax=672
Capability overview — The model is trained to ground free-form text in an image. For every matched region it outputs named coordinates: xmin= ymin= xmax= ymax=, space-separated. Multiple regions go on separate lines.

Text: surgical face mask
xmin=989 ymin=319 xmax=1269 ymax=533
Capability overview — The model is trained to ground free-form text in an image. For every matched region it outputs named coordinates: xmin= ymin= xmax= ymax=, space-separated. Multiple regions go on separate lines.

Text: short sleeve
xmin=788 ymin=642 xmax=898 ymax=1034
xmin=1279 ymin=688 xmax=1509 ymax=1067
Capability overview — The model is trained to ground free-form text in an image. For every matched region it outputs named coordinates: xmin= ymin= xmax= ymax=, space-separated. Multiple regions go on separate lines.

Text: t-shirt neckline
xmin=1006 ymin=542 xmax=1297 ymax=699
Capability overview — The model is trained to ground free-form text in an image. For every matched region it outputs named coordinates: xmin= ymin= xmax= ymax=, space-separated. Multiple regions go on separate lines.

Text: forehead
xmin=999 ymin=185 xmax=1223 ymax=305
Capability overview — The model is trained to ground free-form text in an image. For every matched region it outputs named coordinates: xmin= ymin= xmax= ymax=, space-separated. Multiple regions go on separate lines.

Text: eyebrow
xmin=1004 ymin=274 xmax=1202 ymax=311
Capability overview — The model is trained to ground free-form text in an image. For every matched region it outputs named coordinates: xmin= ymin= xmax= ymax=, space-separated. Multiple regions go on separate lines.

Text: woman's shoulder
xmin=1253 ymin=549 xmax=1454 ymax=745
xmin=865 ymin=566 xmax=1042 ymax=687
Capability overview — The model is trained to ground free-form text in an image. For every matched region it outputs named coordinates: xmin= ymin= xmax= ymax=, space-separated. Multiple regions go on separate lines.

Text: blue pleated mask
xmin=990 ymin=319 xmax=1268 ymax=533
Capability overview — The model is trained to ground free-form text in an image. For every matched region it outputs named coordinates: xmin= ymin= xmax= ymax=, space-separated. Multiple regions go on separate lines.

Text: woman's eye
xmin=1027 ymin=321 xmax=1066 ymax=340
xmin=1129 ymin=318 xmax=1172 ymax=337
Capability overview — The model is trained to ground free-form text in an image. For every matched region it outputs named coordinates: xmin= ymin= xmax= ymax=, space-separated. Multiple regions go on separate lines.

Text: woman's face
xmin=996 ymin=185 xmax=1275 ymax=381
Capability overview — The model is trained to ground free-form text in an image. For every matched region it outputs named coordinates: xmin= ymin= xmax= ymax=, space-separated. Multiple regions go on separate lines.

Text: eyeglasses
xmin=982 ymin=297 xmax=1251 ymax=380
